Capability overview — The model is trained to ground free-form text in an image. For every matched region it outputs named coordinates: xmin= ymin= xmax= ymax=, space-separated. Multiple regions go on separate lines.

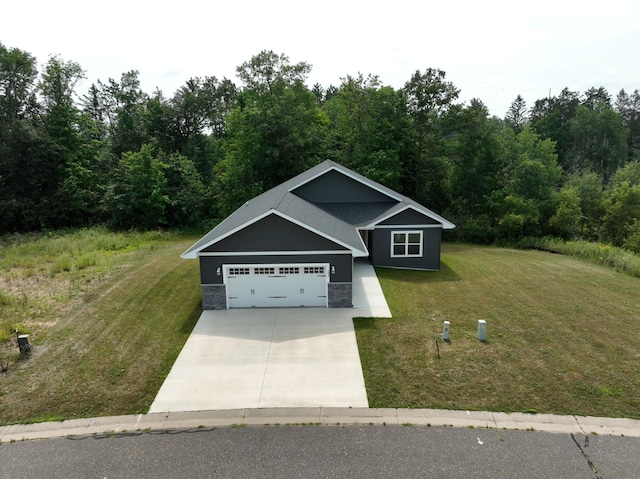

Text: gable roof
xmin=181 ymin=160 xmax=455 ymax=259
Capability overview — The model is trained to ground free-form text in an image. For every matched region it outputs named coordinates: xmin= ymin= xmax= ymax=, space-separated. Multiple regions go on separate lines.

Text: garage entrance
xmin=224 ymin=263 xmax=329 ymax=308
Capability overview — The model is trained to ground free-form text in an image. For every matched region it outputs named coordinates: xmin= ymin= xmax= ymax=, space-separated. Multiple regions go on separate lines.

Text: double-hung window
xmin=391 ymin=231 xmax=423 ymax=257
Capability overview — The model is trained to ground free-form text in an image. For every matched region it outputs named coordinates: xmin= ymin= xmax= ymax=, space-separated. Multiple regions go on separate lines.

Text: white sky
xmin=3 ymin=0 xmax=639 ymax=117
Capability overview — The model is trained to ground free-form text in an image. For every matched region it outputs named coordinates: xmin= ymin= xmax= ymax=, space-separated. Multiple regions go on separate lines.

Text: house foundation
xmin=328 ymin=282 xmax=352 ymax=308
xmin=201 ymin=284 xmax=227 ymax=310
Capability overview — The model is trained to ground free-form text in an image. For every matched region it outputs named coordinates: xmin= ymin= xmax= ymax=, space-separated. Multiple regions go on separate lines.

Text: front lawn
xmin=355 ymin=243 xmax=640 ymax=419
xmin=0 ymin=229 xmax=201 ymax=425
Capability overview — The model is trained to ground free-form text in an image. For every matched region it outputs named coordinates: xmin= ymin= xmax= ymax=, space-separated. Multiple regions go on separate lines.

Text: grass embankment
xmin=515 ymin=236 xmax=640 ymax=278
xmin=355 ymin=243 xmax=640 ymax=419
xmin=0 ymin=229 xmax=201 ymax=425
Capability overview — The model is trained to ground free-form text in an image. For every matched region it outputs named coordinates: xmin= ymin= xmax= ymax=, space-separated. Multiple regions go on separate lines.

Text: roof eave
xmin=365 ymin=204 xmax=456 ymax=230
xmin=181 ymin=209 xmax=368 ymax=258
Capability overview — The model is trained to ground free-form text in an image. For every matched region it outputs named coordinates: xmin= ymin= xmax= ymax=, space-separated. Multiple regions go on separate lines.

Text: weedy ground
xmin=0 ymin=228 xmax=200 ymax=425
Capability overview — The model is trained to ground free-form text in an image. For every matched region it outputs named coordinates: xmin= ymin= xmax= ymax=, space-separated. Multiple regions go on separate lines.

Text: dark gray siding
xmin=370 ymin=228 xmax=442 ymax=270
xmin=378 ymin=208 xmax=440 ymax=226
xmin=292 ymin=169 xmax=395 ymax=203
xmin=202 ymin=214 xmax=345 ymax=252
xmin=199 ymin=254 xmax=352 ymax=284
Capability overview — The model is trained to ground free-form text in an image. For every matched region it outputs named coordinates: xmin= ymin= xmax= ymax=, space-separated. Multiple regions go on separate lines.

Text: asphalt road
xmin=1 ymin=425 xmax=639 ymax=478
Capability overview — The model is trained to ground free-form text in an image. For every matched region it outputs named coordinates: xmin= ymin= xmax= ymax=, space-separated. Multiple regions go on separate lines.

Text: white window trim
xmin=390 ymin=230 xmax=423 ymax=258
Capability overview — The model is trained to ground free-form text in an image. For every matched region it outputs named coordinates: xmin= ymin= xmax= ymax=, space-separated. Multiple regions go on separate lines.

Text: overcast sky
xmin=3 ymin=0 xmax=639 ymax=117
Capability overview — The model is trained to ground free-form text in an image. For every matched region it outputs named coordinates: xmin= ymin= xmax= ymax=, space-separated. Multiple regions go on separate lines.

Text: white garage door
xmin=224 ymin=264 xmax=329 ymax=308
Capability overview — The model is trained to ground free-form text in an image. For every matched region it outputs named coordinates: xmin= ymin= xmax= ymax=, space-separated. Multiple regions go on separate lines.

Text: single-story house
xmin=182 ymin=160 xmax=455 ymax=309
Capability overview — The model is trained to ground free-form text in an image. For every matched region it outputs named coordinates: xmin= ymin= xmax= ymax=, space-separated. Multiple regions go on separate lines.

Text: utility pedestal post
xmin=477 ymin=320 xmax=487 ymax=341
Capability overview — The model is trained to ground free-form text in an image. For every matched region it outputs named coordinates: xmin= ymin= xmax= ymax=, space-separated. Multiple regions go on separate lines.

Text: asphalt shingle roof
xmin=314 ymin=202 xmax=399 ymax=227
xmin=182 ymin=160 xmax=455 ymax=259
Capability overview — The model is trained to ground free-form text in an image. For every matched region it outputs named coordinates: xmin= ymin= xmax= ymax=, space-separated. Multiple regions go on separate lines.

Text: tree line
xmin=1 ymin=44 xmax=640 ymax=251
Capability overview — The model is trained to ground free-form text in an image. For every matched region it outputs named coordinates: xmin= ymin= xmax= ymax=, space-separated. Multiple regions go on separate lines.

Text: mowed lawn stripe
xmin=355 ymin=243 xmax=640 ymax=418
xmin=0 ymin=241 xmax=201 ymax=425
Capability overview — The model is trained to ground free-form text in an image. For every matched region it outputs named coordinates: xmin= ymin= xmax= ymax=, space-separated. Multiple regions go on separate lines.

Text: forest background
xmin=2 ymin=44 xmax=640 ymax=250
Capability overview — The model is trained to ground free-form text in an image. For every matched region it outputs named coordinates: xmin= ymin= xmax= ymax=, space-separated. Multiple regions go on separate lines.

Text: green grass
xmin=355 ymin=243 xmax=640 ymax=419
xmin=3 ymin=233 xmax=639 ymax=424
xmin=514 ymin=236 xmax=640 ymax=278
xmin=0 ymin=228 xmax=201 ymax=425
xmin=0 ymin=228 xmax=178 ymax=359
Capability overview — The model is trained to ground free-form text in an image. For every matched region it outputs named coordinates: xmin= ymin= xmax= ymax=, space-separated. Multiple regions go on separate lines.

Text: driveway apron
xmin=149 ymin=262 xmax=390 ymax=412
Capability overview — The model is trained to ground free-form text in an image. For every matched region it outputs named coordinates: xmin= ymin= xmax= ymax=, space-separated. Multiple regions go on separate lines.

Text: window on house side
xmin=391 ymin=231 xmax=423 ymax=257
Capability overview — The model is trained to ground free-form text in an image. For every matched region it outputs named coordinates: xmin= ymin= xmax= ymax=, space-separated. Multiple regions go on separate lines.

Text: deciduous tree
xmin=216 ymin=51 xmax=328 ymax=215
xmin=0 ymin=43 xmax=41 ymax=231
xmin=402 ymin=68 xmax=460 ymax=209
xmin=107 ymin=144 xmax=168 ymax=229
xmin=324 ymin=74 xmax=408 ymax=191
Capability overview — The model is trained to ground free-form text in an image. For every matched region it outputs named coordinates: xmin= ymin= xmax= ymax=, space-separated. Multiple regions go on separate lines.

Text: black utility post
xmin=16 ymin=329 xmax=32 ymax=354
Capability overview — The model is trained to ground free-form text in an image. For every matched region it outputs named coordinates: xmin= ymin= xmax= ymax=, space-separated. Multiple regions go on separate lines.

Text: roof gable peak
xmin=288 ymin=162 xmax=402 ymax=203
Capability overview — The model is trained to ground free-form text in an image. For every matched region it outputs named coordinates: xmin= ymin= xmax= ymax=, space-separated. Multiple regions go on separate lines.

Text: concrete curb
xmin=2 ymin=408 xmax=640 ymax=442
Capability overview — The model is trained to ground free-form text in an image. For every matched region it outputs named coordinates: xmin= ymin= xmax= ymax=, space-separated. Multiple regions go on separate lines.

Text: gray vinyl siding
xmin=202 ymin=214 xmax=346 ymax=253
xmin=378 ymin=208 xmax=441 ymax=225
xmin=199 ymin=254 xmax=352 ymax=284
xmin=370 ymin=228 xmax=442 ymax=270
xmin=292 ymin=169 xmax=395 ymax=203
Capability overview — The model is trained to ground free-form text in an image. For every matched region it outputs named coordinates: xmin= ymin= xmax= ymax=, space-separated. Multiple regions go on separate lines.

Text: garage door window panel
xmin=228 ymin=267 xmax=250 ymax=276
xmin=279 ymin=267 xmax=300 ymax=274
xmin=304 ymin=266 xmax=325 ymax=274
xmin=254 ymin=267 xmax=275 ymax=275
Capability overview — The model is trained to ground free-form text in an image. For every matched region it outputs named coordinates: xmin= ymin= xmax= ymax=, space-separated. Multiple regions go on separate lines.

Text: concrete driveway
xmin=149 ymin=262 xmax=391 ymax=413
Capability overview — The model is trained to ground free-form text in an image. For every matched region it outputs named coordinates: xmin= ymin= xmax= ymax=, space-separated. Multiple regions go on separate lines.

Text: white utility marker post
xmin=477 ymin=320 xmax=487 ymax=341
xmin=443 ymin=321 xmax=450 ymax=341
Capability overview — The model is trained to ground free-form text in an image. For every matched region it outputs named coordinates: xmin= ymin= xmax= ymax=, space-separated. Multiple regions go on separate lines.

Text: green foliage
xmin=563 ymin=171 xmax=605 ymax=239
xmin=0 ymin=45 xmax=55 ymax=231
xmin=162 ymin=151 xmax=208 ymax=227
xmin=549 ymin=187 xmax=582 ymax=237
xmin=448 ymin=100 xmax=502 ymax=220
xmin=615 ymin=89 xmax=640 ymax=159
xmin=324 ymin=74 xmax=408 ymax=191
xmin=609 ymin=159 xmax=640 ymax=186
xmin=216 ymin=51 xmax=328 ymax=214
xmin=504 ymin=95 xmax=528 ymax=132
xmin=568 ymin=104 xmax=628 ymax=180
xmin=75 ymin=252 xmax=98 ymax=269
xmin=50 ymin=254 xmax=73 ymax=275
xmin=601 ymin=180 xmax=640 ymax=246
xmin=0 ymin=42 xmax=38 ymax=121
xmin=213 ymin=139 xmax=264 ymax=217
xmin=499 ymin=126 xmax=562 ymax=202
xmin=107 ymin=144 xmax=168 ymax=229
xmin=0 ymin=290 xmax=14 ymax=306
xmin=623 ymin=219 xmax=640 ymax=253
xmin=530 ymin=88 xmax=580 ymax=170
xmin=1 ymin=41 xmax=640 ymax=251
xmin=403 ymin=68 xmax=460 ymax=209
xmin=236 ymin=50 xmax=311 ymax=92
xmin=462 ymin=126 xmax=562 ymax=241
xmin=106 ymin=71 xmax=149 ymax=157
